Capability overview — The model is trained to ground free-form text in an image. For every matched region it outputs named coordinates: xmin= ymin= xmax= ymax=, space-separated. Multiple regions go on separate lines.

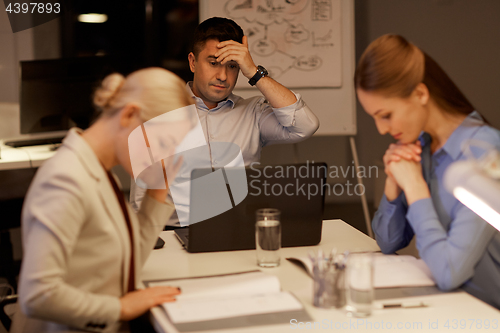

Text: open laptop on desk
xmin=175 ymin=162 xmax=326 ymax=253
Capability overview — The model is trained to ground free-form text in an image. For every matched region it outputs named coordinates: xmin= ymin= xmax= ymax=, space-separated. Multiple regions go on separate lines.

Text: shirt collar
xmin=419 ymin=111 xmax=485 ymax=159
xmin=186 ymin=82 xmax=237 ymax=112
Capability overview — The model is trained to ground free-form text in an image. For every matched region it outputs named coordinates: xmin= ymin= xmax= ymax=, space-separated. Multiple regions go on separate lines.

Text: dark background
xmin=59 ymin=0 xmax=199 ymax=82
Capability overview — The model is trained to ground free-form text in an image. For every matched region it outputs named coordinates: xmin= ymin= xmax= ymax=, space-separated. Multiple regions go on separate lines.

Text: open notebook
xmin=287 ymin=253 xmax=435 ymax=288
xmin=145 ymin=271 xmax=311 ymax=332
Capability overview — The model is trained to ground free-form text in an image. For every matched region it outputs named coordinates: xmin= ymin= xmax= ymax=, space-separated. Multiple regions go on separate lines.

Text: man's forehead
xmin=199 ymin=39 xmax=220 ymax=53
xmin=201 ymin=48 xmax=238 ymax=64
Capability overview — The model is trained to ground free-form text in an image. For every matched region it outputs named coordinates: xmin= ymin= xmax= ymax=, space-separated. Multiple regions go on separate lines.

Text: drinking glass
xmin=345 ymin=253 xmax=374 ymax=317
xmin=255 ymin=208 xmax=281 ymax=267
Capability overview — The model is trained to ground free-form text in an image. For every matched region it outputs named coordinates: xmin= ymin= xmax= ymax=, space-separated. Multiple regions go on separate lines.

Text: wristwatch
xmin=248 ymin=65 xmax=268 ymax=86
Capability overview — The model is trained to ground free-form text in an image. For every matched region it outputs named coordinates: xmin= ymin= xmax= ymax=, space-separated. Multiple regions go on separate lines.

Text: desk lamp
xmin=444 ymin=142 xmax=500 ymax=231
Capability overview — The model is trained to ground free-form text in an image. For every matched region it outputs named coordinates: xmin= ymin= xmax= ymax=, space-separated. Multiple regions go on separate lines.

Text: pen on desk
xmin=376 ymin=301 xmax=429 ymax=309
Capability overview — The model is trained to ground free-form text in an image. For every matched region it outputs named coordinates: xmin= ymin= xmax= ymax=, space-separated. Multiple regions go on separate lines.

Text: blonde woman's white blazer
xmin=10 ymin=128 xmax=174 ymax=333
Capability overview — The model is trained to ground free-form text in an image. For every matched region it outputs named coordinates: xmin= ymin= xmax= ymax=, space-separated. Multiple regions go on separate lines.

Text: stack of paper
xmin=287 ymin=253 xmax=435 ymax=288
xmin=372 ymin=254 xmax=435 ymax=288
xmin=146 ymin=271 xmax=311 ymax=332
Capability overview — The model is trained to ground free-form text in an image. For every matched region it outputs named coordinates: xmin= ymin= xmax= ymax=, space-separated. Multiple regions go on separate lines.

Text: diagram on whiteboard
xmin=204 ymin=0 xmax=342 ymax=88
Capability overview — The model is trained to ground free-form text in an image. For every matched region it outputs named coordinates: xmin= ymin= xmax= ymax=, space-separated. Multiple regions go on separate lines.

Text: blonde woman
xmin=11 ymin=68 xmax=195 ymax=332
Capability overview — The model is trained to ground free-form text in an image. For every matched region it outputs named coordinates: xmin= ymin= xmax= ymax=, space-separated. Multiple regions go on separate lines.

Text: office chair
xmin=0 ymin=284 xmax=17 ymax=332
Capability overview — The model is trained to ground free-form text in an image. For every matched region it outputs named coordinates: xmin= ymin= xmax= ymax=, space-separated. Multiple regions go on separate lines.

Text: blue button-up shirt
xmin=373 ymin=111 xmax=500 ymax=309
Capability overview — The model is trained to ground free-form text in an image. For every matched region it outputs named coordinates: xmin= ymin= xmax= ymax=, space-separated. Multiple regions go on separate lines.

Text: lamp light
xmin=444 ymin=145 xmax=500 ymax=231
xmin=78 ymin=14 xmax=108 ymax=23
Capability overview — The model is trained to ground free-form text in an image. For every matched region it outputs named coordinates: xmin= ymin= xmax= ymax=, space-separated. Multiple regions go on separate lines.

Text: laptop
xmin=175 ymin=162 xmax=326 ymax=253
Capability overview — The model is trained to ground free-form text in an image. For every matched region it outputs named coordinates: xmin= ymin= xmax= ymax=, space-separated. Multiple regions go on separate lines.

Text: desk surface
xmin=0 ymin=143 xmax=55 ymax=170
xmin=142 ymin=219 xmax=500 ymax=333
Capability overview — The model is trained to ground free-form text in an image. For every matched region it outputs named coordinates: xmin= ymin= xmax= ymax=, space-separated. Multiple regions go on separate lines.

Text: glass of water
xmin=255 ymin=208 xmax=281 ymax=267
xmin=345 ymin=253 xmax=374 ymax=317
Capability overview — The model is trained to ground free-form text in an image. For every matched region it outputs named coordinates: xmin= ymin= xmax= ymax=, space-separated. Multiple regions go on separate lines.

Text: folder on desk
xmin=145 ymin=271 xmax=312 ymax=332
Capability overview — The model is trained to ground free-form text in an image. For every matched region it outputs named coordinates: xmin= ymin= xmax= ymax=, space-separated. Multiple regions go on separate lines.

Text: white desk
xmin=0 ymin=144 xmax=57 ymax=203
xmin=142 ymin=219 xmax=500 ymax=333
xmin=0 ymin=142 xmax=130 ymax=193
xmin=0 ymin=143 xmax=55 ymax=171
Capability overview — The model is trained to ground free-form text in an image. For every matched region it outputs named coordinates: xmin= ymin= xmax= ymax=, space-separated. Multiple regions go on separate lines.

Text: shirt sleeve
xmin=135 ymin=194 xmax=176 ymax=266
xmin=257 ymin=91 xmax=319 ymax=146
xmin=372 ymin=193 xmax=415 ymax=254
xmin=407 ymin=198 xmax=496 ymax=291
xmin=129 ymin=178 xmax=147 ymax=212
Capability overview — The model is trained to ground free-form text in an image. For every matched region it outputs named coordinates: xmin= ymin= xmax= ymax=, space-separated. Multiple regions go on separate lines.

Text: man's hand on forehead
xmin=214 ymin=36 xmax=258 ymax=79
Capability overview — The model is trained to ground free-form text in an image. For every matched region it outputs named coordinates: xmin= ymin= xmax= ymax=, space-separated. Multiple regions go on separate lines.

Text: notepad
xmin=287 ymin=253 xmax=435 ymax=288
xmin=372 ymin=254 xmax=435 ymax=288
xmin=146 ymin=271 xmax=311 ymax=332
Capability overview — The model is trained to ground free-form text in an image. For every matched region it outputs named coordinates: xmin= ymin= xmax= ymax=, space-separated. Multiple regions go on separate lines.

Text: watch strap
xmin=249 ymin=65 xmax=268 ymax=86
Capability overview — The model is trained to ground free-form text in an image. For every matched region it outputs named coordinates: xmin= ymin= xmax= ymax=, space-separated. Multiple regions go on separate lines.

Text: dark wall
xmin=353 ymin=0 xmax=500 ymax=204
xmin=263 ymin=0 xmax=500 ymax=205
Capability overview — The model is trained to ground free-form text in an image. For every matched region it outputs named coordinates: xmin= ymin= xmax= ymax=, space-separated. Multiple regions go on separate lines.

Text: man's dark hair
xmin=191 ymin=17 xmax=244 ymax=58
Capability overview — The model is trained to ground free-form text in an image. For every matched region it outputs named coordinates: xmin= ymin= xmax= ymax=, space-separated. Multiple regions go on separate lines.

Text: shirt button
xmin=210 ymin=134 xmax=214 ymax=139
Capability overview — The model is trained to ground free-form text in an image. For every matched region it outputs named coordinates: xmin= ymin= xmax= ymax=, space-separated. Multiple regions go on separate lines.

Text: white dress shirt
xmin=130 ymin=82 xmax=319 ymax=223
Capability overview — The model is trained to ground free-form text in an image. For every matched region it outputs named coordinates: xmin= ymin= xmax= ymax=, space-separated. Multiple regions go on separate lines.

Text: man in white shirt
xmin=186 ymin=16 xmax=319 ymax=165
xmin=131 ymin=17 xmax=319 ymax=221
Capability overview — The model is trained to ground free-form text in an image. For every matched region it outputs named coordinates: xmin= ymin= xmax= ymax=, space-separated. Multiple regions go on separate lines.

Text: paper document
xmin=373 ymin=254 xmax=435 ymax=288
xmin=148 ymin=270 xmax=281 ymax=301
xmin=287 ymin=253 xmax=435 ymax=288
xmin=164 ymin=291 xmax=302 ymax=324
xmin=146 ymin=270 xmax=306 ymax=325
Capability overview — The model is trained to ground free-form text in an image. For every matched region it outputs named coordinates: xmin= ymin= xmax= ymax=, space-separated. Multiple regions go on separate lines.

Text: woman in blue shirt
xmin=355 ymin=34 xmax=500 ymax=308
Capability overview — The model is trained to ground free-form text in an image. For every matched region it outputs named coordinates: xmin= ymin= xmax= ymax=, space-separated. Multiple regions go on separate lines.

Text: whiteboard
xmin=200 ymin=0 xmax=356 ymax=135
xmin=202 ymin=0 xmax=341 ymax=88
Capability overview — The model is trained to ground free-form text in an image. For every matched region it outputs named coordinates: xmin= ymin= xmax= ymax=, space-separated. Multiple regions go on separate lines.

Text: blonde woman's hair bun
xmin=93 ymin=73 xmax=125 ymax=111
xmin=92 ymin=67 xmax=193 ymax=120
